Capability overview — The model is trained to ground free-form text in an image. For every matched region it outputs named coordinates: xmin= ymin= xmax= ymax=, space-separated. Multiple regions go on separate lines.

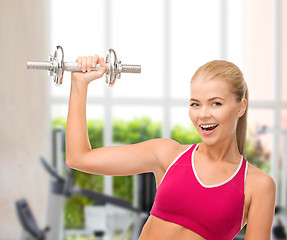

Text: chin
xmin=199 ymin=135 xmax=222 ymax=147
xmin=200 ymin=139 xmax=217 ymax=147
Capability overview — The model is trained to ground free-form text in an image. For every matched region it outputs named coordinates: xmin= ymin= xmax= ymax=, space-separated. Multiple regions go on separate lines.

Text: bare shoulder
xmin=244 ymin=162 xmax=276 ymax=238
xmin=247 ymin=163 xmax=276 ymax=196
xmin=149 ymin=138 xmax=189 ymax=171
xmin=149 ymin=138 xmax=183 ymax=158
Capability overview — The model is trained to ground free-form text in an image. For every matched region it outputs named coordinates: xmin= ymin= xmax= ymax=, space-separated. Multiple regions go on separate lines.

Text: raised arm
xmin=66 ymin=55 xmax=106 ymax=167
xmin=65 ymin=54 xmax=179 ymax=177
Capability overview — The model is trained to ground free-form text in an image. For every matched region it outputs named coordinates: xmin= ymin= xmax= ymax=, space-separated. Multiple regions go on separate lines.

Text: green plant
xmin=113 ymin=116 xmax=161 ymax=144
xmin=87 ymin=119 xmax=103 ymax=149
xmin=171 ymin=123 xmax=202 ymax=144
xmin=113 ymin=175 xmax=134 ymax=203
xmin=245 ymin=130 xmax=271 ymax=174
xmin=64 ymin=194 xmax=91 ymax=229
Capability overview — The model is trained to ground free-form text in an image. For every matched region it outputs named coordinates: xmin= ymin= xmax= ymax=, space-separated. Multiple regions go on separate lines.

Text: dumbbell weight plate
xmin=105 ymin=49 xmax=118 ymax=87
xmin=53 ymin=46 xmax=64 ymax=86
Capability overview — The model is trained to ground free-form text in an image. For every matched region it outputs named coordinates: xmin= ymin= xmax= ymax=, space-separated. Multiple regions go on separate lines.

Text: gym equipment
xmin=49 ymin=128 xmax=153 ymax=240
xmin=15 ymin=128 xmax=156 ymax=240
xmin=39 ymin=155 xmax=148 ymax=240
xmin=272 ymin=206 xmax=287 ymax=239
xmin=40 ymin=156 xmax=146 ymax=214
xmin=15 ymin=199 xmax=50 ymax=240
xmin=27 ymin=46 xmax=141 ymax=86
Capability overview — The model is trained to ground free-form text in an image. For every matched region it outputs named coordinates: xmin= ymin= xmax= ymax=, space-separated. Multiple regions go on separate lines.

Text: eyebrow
xmin=189 ymin=97 xmax=225 ymax=102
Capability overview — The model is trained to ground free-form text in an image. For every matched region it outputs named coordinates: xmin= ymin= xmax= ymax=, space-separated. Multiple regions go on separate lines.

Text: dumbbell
xmin=27 ymin=46 xmax=141 ymax=87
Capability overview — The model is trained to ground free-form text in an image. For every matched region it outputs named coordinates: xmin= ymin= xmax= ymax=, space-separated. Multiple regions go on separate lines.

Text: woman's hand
xmin=71 ymin=55 xmax=107 ymax=85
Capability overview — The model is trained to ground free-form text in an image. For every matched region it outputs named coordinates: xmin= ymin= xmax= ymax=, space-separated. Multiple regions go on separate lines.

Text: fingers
xmin=99 ymin=57 xmax=105 ymax=67
xmin=76 ymin=55 xmax=104 ymax=73
xmin=86 ymin=56 xmax=93 ymax=72
xmin=76 ymin=56 xmax=82 ymax=68
xmin=76 ymin=56 xmax=87 ymax=72
xmin=98 ymin=56 xmax=107 ymax=75
xmin=93 ymin=55 xmax=100 ymax=69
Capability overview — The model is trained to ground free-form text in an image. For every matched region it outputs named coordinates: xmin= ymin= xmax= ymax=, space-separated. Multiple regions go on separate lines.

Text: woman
xmin=66 ymin=55 xmax=276 ymax=239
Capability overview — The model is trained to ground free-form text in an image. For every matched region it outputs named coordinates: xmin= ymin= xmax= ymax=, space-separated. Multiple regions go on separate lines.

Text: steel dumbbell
xmin=27 ymin=46 xmax=141 ymax=87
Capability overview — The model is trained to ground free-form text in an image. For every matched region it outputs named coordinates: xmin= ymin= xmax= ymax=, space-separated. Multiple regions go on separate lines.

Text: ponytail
xmin=236 ymin=87 xmax=248 ymax=155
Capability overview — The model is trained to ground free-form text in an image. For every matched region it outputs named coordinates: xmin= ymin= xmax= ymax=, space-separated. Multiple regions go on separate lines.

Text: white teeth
xmin=200 ymin=124 xmax=218 ymax=129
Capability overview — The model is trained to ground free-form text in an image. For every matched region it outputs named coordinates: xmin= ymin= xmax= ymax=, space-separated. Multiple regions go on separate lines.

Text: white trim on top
xmin=191 ymin=144 xmax=244 ymax=188
xmin=159 ymin=144 xmax=193 ymax=185
xmin=241 ymin=160 xmax=249 ymax=229
xmin=244 ymin=161 xmax=248 ymax=180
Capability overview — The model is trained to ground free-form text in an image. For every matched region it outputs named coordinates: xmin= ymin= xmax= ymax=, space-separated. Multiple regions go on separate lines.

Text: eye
xmin=212 ymin=102 xmax=222 ymax=106
xmin=190 ymin=103 xmax=200 ymax=107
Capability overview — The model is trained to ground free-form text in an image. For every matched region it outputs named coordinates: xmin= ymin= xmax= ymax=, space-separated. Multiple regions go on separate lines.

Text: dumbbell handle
xmin=27 ymin=61 xmax=141 ymax=74
xmin=65 ymin=62 xmax=141 ymax=73
xmin=65 ymin=62 xmax=101 ymax=71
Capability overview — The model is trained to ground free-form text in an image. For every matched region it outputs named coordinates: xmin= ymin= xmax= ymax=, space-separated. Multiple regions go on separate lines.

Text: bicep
xmin=67 ymin=138 xmax=173 ymax=176
xmin=245 ymin=175 xmax=276 ymax=240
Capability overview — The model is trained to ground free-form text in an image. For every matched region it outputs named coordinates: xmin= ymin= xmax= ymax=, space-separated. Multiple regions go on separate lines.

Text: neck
xmin=197 ymin=135 xmax=241 ymax=163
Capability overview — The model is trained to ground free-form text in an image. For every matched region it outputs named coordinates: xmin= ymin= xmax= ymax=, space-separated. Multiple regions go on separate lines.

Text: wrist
xmin=71 ymin=80 xmax=89 ymax=92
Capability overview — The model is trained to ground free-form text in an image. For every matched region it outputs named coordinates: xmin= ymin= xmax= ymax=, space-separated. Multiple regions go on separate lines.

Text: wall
xmin=0 ymin=0 xmax=51 ymax=239
xmin=241 ymin=0 xmax=287 ymax=205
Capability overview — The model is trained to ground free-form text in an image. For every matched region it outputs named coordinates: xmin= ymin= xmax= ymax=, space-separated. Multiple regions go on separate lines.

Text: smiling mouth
xmin=199 ymin=124 xmax=219 ymax=131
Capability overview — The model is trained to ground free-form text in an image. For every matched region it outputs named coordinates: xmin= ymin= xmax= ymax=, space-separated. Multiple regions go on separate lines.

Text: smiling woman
xmin=147 ymin=60 xmax=275 ymax=240
xmin=189 ymin=60 xmax=248 ymax=155
xmin=66 ymin=56 xmax=276 ymax=240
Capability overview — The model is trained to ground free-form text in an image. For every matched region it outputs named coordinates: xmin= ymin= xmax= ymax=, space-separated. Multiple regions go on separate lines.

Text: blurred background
xmin=1 ymin=0 xmax=287 ymax=239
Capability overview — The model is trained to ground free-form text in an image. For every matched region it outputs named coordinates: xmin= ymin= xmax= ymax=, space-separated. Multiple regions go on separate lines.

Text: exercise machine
xmin=15 ymin=127 xmax=155 ymax=240
xmin=15 ymin=199 xmax=50 ymax=240
xmin=15 ymin=155 xmax=152 ymax=240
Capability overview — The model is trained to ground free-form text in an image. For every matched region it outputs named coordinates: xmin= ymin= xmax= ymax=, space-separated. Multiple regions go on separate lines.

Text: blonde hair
xmin=191 ymin=60 xmax=248 ymax=155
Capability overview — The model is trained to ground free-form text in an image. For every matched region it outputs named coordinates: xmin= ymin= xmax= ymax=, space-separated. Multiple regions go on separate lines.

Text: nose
xmin=199 ymin=105 xmax=211 ymax=120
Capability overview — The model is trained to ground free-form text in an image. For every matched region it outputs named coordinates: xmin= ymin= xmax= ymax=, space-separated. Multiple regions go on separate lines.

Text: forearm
xmin=66 ymin=81 xmax=91 ymax=164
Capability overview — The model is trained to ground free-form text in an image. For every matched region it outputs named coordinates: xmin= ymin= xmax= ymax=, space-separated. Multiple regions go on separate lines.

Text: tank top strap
xmin=176 ymin=144 xmax=197 ymax=165
xmin=230 ymin=157 xmax=248 ymax=192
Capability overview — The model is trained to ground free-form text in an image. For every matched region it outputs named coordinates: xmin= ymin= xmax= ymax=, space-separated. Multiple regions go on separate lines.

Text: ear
xmin=238 ymin=98 xmax=247 ymax=118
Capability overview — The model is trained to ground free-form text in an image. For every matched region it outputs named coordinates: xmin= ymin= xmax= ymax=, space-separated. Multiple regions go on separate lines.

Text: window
xmin=50 ymin=0 xmax=287 ymax=233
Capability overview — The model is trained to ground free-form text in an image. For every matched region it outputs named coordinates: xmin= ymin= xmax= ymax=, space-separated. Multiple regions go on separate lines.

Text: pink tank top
xmin=150 ymin=144 xmax=248 ymax=240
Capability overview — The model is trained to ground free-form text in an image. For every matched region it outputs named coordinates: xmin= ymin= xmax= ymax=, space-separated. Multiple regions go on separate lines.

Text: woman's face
xmin=189 ymin=77 xmax=246 ymax=146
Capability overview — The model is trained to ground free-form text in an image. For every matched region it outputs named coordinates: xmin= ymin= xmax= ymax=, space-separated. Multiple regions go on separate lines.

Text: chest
xmin=157 ymin=163 xmax=244 ymax=207
xmin=194 ymin=159 xmax=241 ymax=187
xmin=153 ymin=163 xmax=245 ymax=235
